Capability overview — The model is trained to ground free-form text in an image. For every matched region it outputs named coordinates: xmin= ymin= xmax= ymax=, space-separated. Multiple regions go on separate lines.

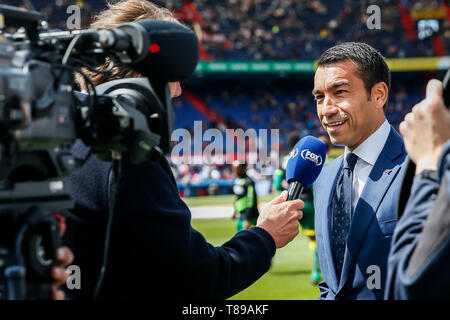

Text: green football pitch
xmin=190 ymin=217 xmax=320 ymax=300
xmin=183 ymin=192 xmax=279 ymax=207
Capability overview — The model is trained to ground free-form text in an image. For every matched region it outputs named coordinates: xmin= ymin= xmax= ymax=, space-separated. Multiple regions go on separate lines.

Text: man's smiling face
xmin=313 ymin=59 xmax=382 ymax=151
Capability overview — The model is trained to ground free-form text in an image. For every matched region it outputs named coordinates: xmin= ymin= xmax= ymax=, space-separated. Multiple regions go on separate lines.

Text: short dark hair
xmin=316 ymin=42 xmax=391 ymax=112
xmin=287 ymin=132 xmax=300 ymax=149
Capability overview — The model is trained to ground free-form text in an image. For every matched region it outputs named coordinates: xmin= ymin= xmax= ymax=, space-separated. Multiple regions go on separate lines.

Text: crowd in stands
xmin=2 ymin=0 xmax=444 ymax=194
xmin=168 ymin=0 xmax=450 ymax=59
xmin=169 ymin=79 xmax=426 ymax=193
xmin=175 ymin=79 xmax=424 ymax=145
xmin=4 ymin=0 xmax=450 ymax=59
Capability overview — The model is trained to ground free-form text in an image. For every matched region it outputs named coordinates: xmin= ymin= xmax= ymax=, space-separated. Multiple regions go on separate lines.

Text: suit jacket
xmin=63 ymin=140 xmax=276 ymax=299
xmin=314 ymin=126 xmax=407 ymax=300
xmin=385 ymin=140 xmax=450 ymax=299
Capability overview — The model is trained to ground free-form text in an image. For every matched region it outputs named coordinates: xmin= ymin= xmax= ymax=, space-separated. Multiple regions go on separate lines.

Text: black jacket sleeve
xmin=96 ymin=155 xmax=276 ymax=299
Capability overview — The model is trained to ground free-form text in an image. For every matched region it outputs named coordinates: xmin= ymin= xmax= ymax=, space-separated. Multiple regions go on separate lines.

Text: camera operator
xmin=63 ymin=0 xmax=304 ymax=300
xmin=385 ymin=79 xmax=450 ymax=299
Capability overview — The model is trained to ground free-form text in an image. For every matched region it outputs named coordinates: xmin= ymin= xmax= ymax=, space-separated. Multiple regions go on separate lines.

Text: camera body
xmin=0 ymin=4 xmax=181 ymax=299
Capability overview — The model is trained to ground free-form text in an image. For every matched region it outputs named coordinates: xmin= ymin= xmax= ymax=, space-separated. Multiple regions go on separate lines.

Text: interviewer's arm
xmin=407 ymin=175 xmax=450 ymax=277
xmin=386 ymin=80 xmax=450 ymax=299
xmin=107 ymin=157 xmax=301 ymax=299
xmin=386 ymin=143 xmax=450 ymax=299
xmin=385 ymin=169 xmax=440 ymax=299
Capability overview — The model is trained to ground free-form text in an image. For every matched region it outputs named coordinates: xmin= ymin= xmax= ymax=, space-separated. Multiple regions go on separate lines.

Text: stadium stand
xmin=170 ymin=78 xmax=426 ymax=195
xmin=5 ymin=0 xmax=450 ymax=59
xmin=3 ymin=0 xmax=446 ymax=193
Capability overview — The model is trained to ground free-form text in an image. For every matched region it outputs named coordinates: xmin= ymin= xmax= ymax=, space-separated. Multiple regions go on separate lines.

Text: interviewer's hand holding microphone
xmin=256 ymin=191 xmax=303 ymax=248
xmin=257 ymin=136 xmax=327 ymax=248
xmin=400 ymin=79 xmax=450 ymax=174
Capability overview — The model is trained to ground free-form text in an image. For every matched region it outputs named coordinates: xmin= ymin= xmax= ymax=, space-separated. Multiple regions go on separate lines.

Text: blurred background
xmin=3 ymin=0 xmax=449 ymax=299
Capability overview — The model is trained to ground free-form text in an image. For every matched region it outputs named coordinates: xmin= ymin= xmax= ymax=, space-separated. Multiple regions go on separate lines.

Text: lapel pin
xmin=385 ymin=169 xmax=392 ymax=175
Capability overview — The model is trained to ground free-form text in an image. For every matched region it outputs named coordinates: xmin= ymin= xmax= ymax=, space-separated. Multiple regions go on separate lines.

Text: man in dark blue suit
xmin=386 ymin=79 xmax=450 ymax=299
xmin=312 ymin=42 xmax=407 ymax=299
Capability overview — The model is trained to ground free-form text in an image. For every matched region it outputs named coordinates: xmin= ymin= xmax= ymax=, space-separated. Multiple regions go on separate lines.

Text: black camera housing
xmin=0 ymin=4 xmax=184 ymax=299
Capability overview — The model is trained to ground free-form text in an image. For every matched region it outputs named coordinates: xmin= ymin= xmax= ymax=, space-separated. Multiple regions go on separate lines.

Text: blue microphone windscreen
xmin=285 ymin=136 xmax=327 ymax=188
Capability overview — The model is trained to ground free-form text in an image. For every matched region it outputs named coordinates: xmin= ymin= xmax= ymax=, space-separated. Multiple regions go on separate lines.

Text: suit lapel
xmin=318 ymin=156 xmax=343 ymax=292
xmin=338 ymin=127 xmax=406 ymax=291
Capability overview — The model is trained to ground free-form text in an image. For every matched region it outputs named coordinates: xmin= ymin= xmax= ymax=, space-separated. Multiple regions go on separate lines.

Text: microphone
xmin=285 ymin=136 xmax=327 ymax=201
xmin=97 ymin=19 xmax=199 ymax=83
xmin=89 ymin=19 xmax=199 ymax=82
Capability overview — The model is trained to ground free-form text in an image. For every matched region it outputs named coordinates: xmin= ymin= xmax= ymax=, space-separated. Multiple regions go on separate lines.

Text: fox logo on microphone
xmin=300 ymin=149 xmax=323 ymax=166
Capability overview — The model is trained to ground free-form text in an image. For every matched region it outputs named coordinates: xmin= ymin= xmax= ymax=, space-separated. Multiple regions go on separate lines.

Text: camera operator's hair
xmin=316 ymin=42 xmax=391 ymax=112
xmin=75 ymin=0 xmax=178 ymax=91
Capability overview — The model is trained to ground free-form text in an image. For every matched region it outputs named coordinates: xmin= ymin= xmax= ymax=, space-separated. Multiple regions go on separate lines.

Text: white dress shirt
xmin=344 ymin=119 xmax=391 ymax=210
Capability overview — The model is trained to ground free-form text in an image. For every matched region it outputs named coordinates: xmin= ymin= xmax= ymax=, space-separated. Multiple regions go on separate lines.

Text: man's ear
xmin=371 ymin=82 xmax=388 ymax=111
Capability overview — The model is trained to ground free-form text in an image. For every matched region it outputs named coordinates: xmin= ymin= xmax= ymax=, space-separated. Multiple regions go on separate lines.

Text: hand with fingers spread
xmin=256 ymin=191 xmax=304 ymax=248
xmin=399 ymin=79 xmax=450 ymax=174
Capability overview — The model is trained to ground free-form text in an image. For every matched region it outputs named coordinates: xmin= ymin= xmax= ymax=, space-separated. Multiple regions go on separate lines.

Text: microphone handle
xmin=287 ymin=181 xmax=305 ymax=201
